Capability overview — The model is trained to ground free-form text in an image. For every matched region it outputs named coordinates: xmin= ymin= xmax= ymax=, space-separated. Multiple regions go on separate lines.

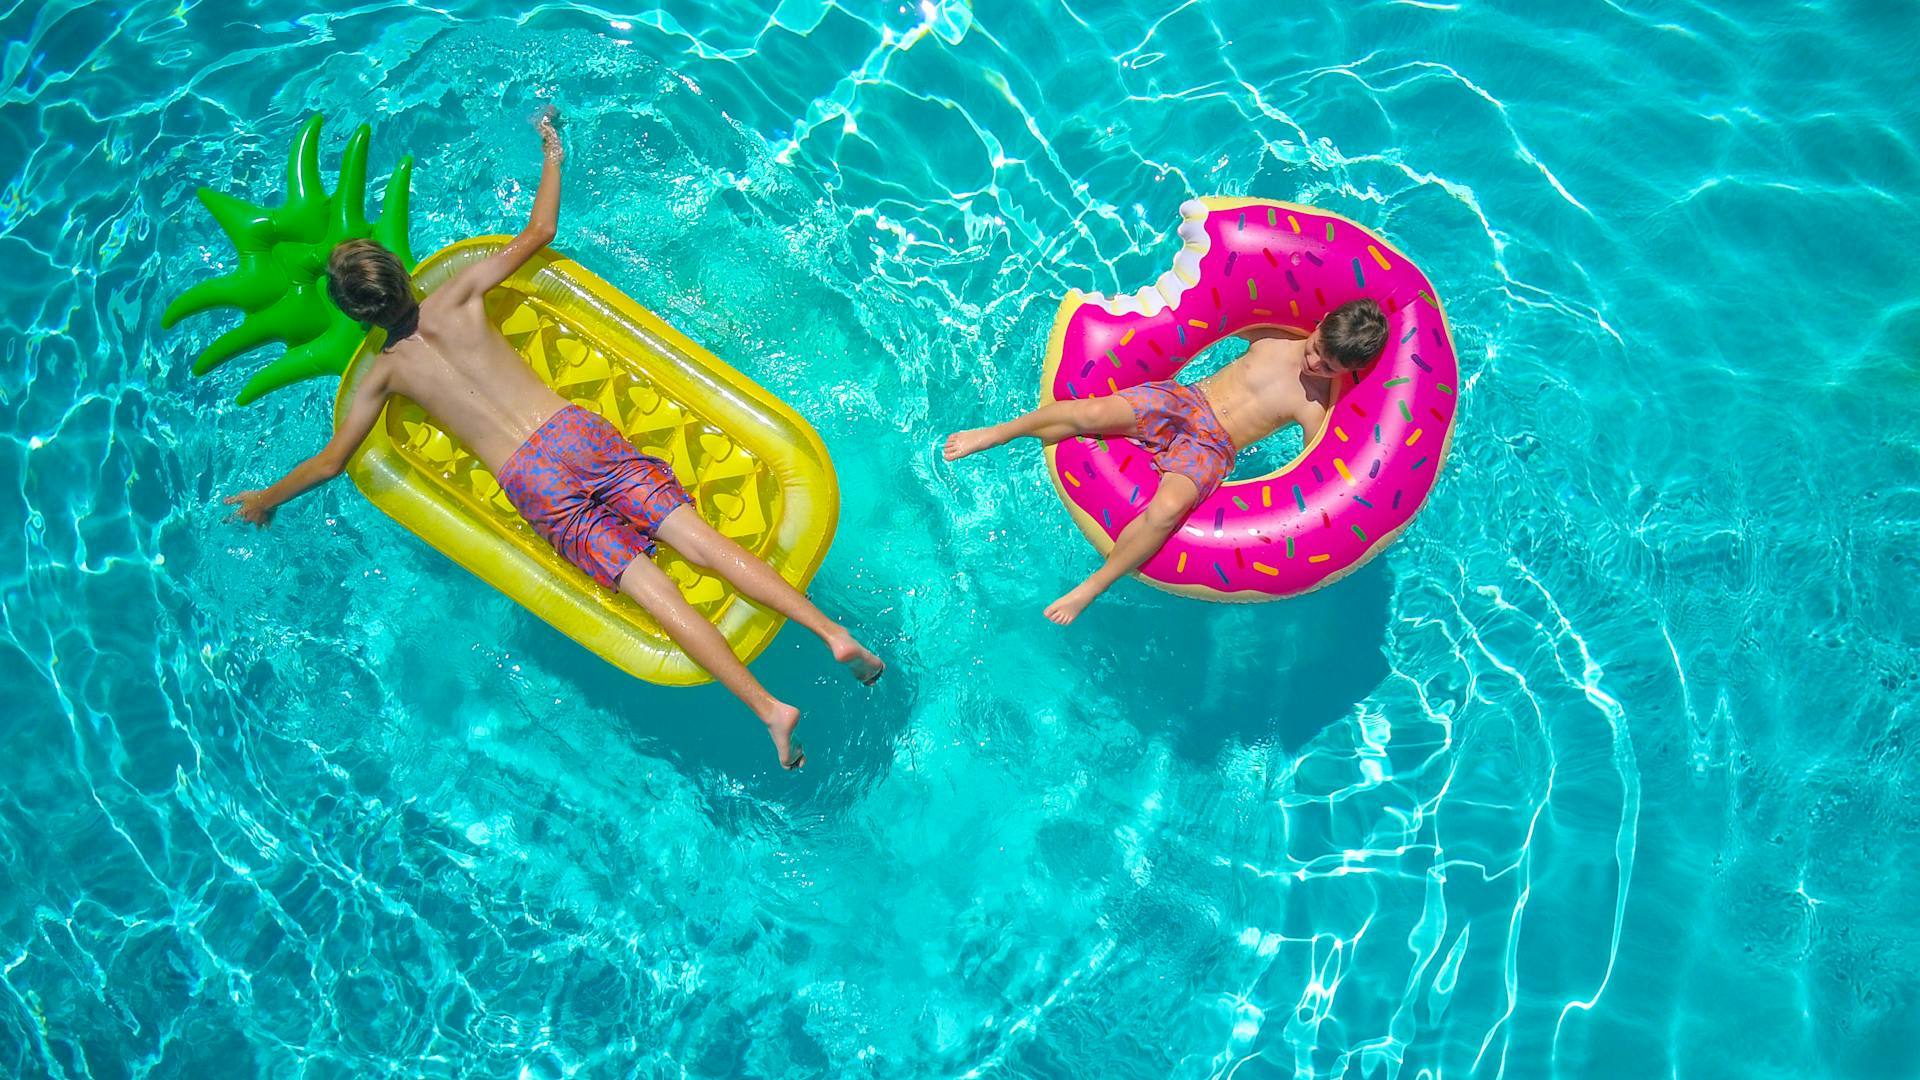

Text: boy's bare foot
xmin=762 ymin=702 xmax=805 ymax=769
xmin=829 ymin=633 xmax=886 ymax=686
xmin=1043 ymin=584 xmax=1100 ymax=625
xmin=943 ymin=426 xmax=1003 ymax=461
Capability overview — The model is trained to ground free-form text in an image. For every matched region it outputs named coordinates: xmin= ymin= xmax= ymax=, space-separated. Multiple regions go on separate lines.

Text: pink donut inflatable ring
xmin=1041 ymin=196 xmax=1460 ymax=601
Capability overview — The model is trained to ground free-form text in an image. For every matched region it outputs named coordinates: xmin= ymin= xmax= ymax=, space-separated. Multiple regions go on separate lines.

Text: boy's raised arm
xmin=438 ymin=109 xmax=565 ymax=306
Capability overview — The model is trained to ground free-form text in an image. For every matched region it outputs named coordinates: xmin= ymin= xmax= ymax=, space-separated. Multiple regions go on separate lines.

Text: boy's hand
xmin=225 ymin=491 xmax=277 ymax=528
xmin=536 ymin=106 xmax=563 ymax=162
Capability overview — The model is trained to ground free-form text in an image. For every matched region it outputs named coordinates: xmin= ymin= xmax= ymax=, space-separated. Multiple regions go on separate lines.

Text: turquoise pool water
xmin=5 ymin=0 xmax=1919 ymax=1076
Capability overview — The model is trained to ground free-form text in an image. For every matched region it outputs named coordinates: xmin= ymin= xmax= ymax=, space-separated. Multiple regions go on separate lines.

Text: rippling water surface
xmin=4 ymin=1 xmax=1919 ymax=1076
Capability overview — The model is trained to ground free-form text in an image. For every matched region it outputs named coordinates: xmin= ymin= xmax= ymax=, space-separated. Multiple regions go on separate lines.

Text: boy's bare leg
xmin=653 ymin=507 xmax=884 ymax=685
xmin=617 ymin=554 xmax=807 ymax=768
xmin=944 ymin=396 xmax=1134 ymax=460
xmin=1044 ymin=473 xmax=1199 ymax=626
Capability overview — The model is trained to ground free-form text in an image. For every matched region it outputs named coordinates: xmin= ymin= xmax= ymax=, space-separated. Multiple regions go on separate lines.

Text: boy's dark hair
xmin=1321 ymin=298 xmax=1390 ymax=370
xmin=326 ymin=239 xmax=417 ymax=341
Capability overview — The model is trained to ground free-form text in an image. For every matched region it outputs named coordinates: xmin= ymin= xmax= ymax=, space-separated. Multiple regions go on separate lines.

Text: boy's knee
xmin=676 ymin=536 xmax=719 ymax=569
xmin=1078 ymin=397 xmax=1129 ymax=426
xmin=1144 ymin=485 xmax=1198 ymax=528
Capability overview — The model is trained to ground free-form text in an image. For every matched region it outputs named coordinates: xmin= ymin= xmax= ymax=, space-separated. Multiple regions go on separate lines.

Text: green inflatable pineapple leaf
xmin=163 ymin=114 xmax=415 ymax=405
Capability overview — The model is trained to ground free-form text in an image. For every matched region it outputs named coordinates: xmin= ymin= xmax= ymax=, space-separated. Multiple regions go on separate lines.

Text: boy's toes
xmin=943 ymin=429 xmax=992 ymax=461
xmin=1043 ymin=590 xmax=1091 ymax=625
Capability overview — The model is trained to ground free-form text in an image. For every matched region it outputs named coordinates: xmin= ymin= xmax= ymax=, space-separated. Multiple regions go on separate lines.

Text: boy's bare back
xmin=366 ymin=293 xmax=571 ymax=470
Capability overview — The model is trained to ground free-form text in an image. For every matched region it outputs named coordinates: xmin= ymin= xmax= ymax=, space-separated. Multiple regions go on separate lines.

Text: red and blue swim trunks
xmin=496 ymin=405 xmax=691 ymax=589
xmin=1116 ymin=380 xmax=1237 ymax=501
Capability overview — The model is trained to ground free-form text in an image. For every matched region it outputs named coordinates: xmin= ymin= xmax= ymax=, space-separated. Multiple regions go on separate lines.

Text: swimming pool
xmin=4 ymin=0 xmax=1918 ymax=1075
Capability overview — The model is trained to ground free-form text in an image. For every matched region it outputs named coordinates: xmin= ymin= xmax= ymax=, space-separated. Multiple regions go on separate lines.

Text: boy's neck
xmin=379 ymin=304 xmax=422 ymax=349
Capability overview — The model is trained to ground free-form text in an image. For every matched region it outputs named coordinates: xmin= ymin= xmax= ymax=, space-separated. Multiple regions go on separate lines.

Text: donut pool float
xmin=1040 ymin=196 xmax=1459 ymax=600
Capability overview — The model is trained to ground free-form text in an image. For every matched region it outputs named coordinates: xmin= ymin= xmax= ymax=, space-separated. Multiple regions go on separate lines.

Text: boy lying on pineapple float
xmin=228 ymin=111 xmax=882 ymax=770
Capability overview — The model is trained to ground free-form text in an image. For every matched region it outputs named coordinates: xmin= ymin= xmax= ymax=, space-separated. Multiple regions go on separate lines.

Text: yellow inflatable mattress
xmin=334 ymin=238 xmax=839 ymax=686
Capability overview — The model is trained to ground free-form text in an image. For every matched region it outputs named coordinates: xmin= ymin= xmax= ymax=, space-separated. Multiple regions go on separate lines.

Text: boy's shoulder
xmin=416 ymin=291 xmax=489 ymax=334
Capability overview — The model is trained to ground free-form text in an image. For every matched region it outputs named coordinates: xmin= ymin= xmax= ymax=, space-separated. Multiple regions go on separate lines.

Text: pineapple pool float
xmin=166 ymin=116 xmax=840 ymax=686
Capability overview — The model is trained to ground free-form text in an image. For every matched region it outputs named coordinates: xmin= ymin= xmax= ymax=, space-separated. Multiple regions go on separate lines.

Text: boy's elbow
xmin=527 ymin=223 xmax=557 ymax=246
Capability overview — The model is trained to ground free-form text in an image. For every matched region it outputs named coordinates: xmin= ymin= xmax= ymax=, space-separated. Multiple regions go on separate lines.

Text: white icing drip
xmin=1079 ymin=199 xmax=1217 ymax=317
xmin=1173 ymin=248 xmax=1203 ymax=284
xmin=1155 ymin=270 xmax=1186 ymax=308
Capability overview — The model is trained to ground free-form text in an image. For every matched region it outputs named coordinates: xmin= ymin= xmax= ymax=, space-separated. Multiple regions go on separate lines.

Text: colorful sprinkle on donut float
xmin=1040 ymin=197 xmax=1460 ymax=600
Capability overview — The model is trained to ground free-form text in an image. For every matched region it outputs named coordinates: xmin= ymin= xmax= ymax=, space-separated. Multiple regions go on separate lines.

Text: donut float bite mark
xmin=1038 ymin=197 xmax=1461 ymax=601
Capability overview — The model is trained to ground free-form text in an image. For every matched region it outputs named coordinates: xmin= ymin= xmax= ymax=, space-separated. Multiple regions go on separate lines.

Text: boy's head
xmin=326 ymin=239 xmax=416 ymax=332
xmin=1305 ymin=299 xmax=1390 ymax=376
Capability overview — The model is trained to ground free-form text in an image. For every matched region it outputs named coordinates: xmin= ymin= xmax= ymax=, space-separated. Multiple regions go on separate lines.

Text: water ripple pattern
xmin=3 ymin=0 xmax=1918 ymax=1077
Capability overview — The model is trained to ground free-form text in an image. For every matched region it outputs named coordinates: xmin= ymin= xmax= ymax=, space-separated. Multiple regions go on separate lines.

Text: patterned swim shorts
xmin=1116 ymin=380 xmax=1237 ymax=501
xmin=496 ymin=405 xmax=691 ymax=589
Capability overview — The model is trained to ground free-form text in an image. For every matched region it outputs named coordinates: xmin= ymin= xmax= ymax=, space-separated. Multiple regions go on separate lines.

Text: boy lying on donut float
xmin=945 ymin=301 xmax=1386 ymax=624
xmin=945 ymin=196 xmax=1459 ymax=620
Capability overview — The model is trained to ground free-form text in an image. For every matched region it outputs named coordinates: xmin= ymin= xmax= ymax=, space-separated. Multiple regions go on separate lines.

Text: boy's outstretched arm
xmin=226 ymin=361 xmax=394 ymax=527
xmin=438 ymin=109 xmax=565 ymax=306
